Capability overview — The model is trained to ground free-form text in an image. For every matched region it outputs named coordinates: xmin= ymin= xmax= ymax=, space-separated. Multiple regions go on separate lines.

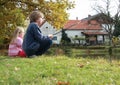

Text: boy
xmin=22 ymin=11 xmax=53 ymax=58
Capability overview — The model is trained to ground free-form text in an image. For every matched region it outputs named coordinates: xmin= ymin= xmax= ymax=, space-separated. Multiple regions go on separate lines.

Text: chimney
xmin=88 ymin=15 xmax=91 ymax=17
xmin=76 ymin=17 xmax=78 ymax=20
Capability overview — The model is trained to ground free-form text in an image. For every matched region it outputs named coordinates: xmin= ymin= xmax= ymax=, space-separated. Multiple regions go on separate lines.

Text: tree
xmin=0 ymin=0 xmax=74 ymax=46
xmin=0 ymin=7 xmax=25 ymax=47
xmin=92 ymin=0 xmax=120 ymax=46
xmin=113 ymin=16 xmax=120 ymax=37
xmin=0 ymin=0 xmax=74 ymax=28
xmin=61 ymin=29 xmax=71 ymax=45
xmin=91 ymin=0 xmax=120 ymax=63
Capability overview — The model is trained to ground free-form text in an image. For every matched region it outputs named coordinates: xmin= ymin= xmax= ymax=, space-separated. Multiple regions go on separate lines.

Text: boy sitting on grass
xmin=22 ymin=11 xmax=53 ymax=58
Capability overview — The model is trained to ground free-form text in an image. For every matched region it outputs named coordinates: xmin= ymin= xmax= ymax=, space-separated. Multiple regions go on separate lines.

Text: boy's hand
xmin=48 ymin=34 xmax=53 ymax=39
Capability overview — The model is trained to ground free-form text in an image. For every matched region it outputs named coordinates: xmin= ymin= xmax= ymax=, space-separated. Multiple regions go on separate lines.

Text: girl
xmin=8 ymin=27 xmax=26 ymax=57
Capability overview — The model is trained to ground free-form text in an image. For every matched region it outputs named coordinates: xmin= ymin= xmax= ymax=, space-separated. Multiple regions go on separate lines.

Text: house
xmin=63 ymin=16 xmax=108 ymax=45
xmin=40 ymin=14 xmax=109 ymax=45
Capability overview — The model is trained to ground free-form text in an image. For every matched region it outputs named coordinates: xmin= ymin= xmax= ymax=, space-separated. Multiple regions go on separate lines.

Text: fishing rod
xmin=40 ymin=20 xmax=81 ymax=36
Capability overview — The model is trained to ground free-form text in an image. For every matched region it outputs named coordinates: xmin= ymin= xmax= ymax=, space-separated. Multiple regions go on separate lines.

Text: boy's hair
xmin=29 ymin=11 xmax=44 ymax=23
xmin=10 ymin=27 xmax=24 ymax=43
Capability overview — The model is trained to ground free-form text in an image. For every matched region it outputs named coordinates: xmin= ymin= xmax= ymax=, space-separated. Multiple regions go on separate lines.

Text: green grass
xmin=0 ymin=55 xmax=120 ymax=85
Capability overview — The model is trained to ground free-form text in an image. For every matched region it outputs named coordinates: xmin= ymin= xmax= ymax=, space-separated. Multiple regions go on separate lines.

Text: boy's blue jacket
xmin=22 ymin=22 xmax=51 ymax=51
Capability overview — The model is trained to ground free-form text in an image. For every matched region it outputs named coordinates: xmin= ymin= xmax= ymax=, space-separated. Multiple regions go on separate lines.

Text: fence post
xmin=108 ymin=46 xmax=112 ymax=64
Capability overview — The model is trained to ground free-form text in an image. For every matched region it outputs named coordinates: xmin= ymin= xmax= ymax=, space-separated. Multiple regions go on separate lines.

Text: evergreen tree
xmin=113 ymin=18 xmax=120 ymax=37
xmin=61 ymin=29 xmax=71 ymax=44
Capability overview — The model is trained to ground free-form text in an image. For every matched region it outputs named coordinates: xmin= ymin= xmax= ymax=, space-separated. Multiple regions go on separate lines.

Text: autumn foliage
xmin=0 ymin=0 xmax=75 ymax=48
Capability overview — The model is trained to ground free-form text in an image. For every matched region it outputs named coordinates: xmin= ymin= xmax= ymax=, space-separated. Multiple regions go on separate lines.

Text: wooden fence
xmin=52 ymin=45 xmax=120 ymax=59
xmin=0 ymin=45 xmax=120 ymax=59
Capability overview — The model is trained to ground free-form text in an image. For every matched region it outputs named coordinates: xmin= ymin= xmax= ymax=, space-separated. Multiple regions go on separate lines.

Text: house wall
xmin=40 ymin=22 xmax=61 ymax=44
xmin=65 ymin=30 xmax=83 ymax=38
xmin=102 ymin=24 xmax=115 ymax=31
xmin=101 ymin=24 xmax=114 ymax=42
xmin=53 ymin=32 xmax=62 ymax=44
xmin=65 ymin=30 xmax=103 ymax=44
xmin=65 ymin=30 xmax=83 ymax=43
xmin=40 ymin=22 xmax=56 ymax=36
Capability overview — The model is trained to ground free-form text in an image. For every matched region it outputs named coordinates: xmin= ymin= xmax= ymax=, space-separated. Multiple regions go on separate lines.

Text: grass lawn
xmin=0 ymin=55 xmax=120 ymax=85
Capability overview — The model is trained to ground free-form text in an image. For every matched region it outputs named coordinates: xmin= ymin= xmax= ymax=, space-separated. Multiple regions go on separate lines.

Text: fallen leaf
xmin=14 ymin=67 xmax=20 ymax=71
xmin=57 ymin=81 xmax=70 ymax=85
xmin=77 ymin=64 xmax=84 ymax=68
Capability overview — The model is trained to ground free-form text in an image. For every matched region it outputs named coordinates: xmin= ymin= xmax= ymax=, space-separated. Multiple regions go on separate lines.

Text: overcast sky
xmin=67 ymin=0 xmax=118 ymax=20
xmin=67 ymin=0 xmax=96 ymax=20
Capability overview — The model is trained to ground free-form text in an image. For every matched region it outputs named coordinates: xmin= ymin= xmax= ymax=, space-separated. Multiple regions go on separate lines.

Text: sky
xmin=67 ymin=0 xmax=96 ymax=20
xmin=67 ymin=0 xmax=118 ymax=20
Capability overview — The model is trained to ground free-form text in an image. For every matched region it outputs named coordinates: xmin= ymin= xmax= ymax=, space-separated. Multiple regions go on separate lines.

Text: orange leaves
xmin=77 ymin=61 xmax=90 ymax=68
xmin=0 ymin=0 xmax=75 ymax=45
xmin=0 ymin=7 xmax=25 ymax=44
xmin=57 ymin=81 xmax=70 ymax=85
xmin=77 ymin=63 xmax=85 ymax=68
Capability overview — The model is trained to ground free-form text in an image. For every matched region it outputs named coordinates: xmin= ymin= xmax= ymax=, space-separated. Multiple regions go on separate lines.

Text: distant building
xmin=41 ymin=14 xmax=109 ymax=45
xmin=63 ymin=18 xmax=108 ymax=45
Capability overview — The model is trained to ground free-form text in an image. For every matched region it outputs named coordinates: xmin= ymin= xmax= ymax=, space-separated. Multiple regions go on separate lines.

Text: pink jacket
xmin=8 ymin=37 xmax=23 ymax=56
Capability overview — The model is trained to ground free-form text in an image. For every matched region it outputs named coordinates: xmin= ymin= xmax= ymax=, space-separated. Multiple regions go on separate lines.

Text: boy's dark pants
xmin=25 ymin=40 xmax=52 ymax=57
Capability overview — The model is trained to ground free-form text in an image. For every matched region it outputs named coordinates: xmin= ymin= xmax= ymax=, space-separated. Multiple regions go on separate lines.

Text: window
xmin=52 ymin=36 xmax=57 ymax=40
xmin=75 ymin=35 xmax=78 ymax=38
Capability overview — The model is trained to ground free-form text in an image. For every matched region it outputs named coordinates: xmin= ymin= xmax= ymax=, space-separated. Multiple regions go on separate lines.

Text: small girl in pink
xmin=8 ymin=27 xmax=26 ymax=57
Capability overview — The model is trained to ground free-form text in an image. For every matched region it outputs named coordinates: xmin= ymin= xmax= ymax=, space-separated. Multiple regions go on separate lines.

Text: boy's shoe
xmin=29 ymin=55 xmax=37 ymax=58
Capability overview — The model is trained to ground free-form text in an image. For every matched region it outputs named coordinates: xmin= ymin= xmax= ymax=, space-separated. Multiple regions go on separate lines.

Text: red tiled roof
xmin=82 ymin=32 xmax=108 ymax=35
xmin=63 ymin=20 xmax=102 ymax=30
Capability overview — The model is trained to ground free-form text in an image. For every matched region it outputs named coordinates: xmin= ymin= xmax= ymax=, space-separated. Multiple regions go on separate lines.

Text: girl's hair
xmin=10 ymin=27 xmax=24 ymax=44
xmin=29 ymin=11 xmax=44 ymax=23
